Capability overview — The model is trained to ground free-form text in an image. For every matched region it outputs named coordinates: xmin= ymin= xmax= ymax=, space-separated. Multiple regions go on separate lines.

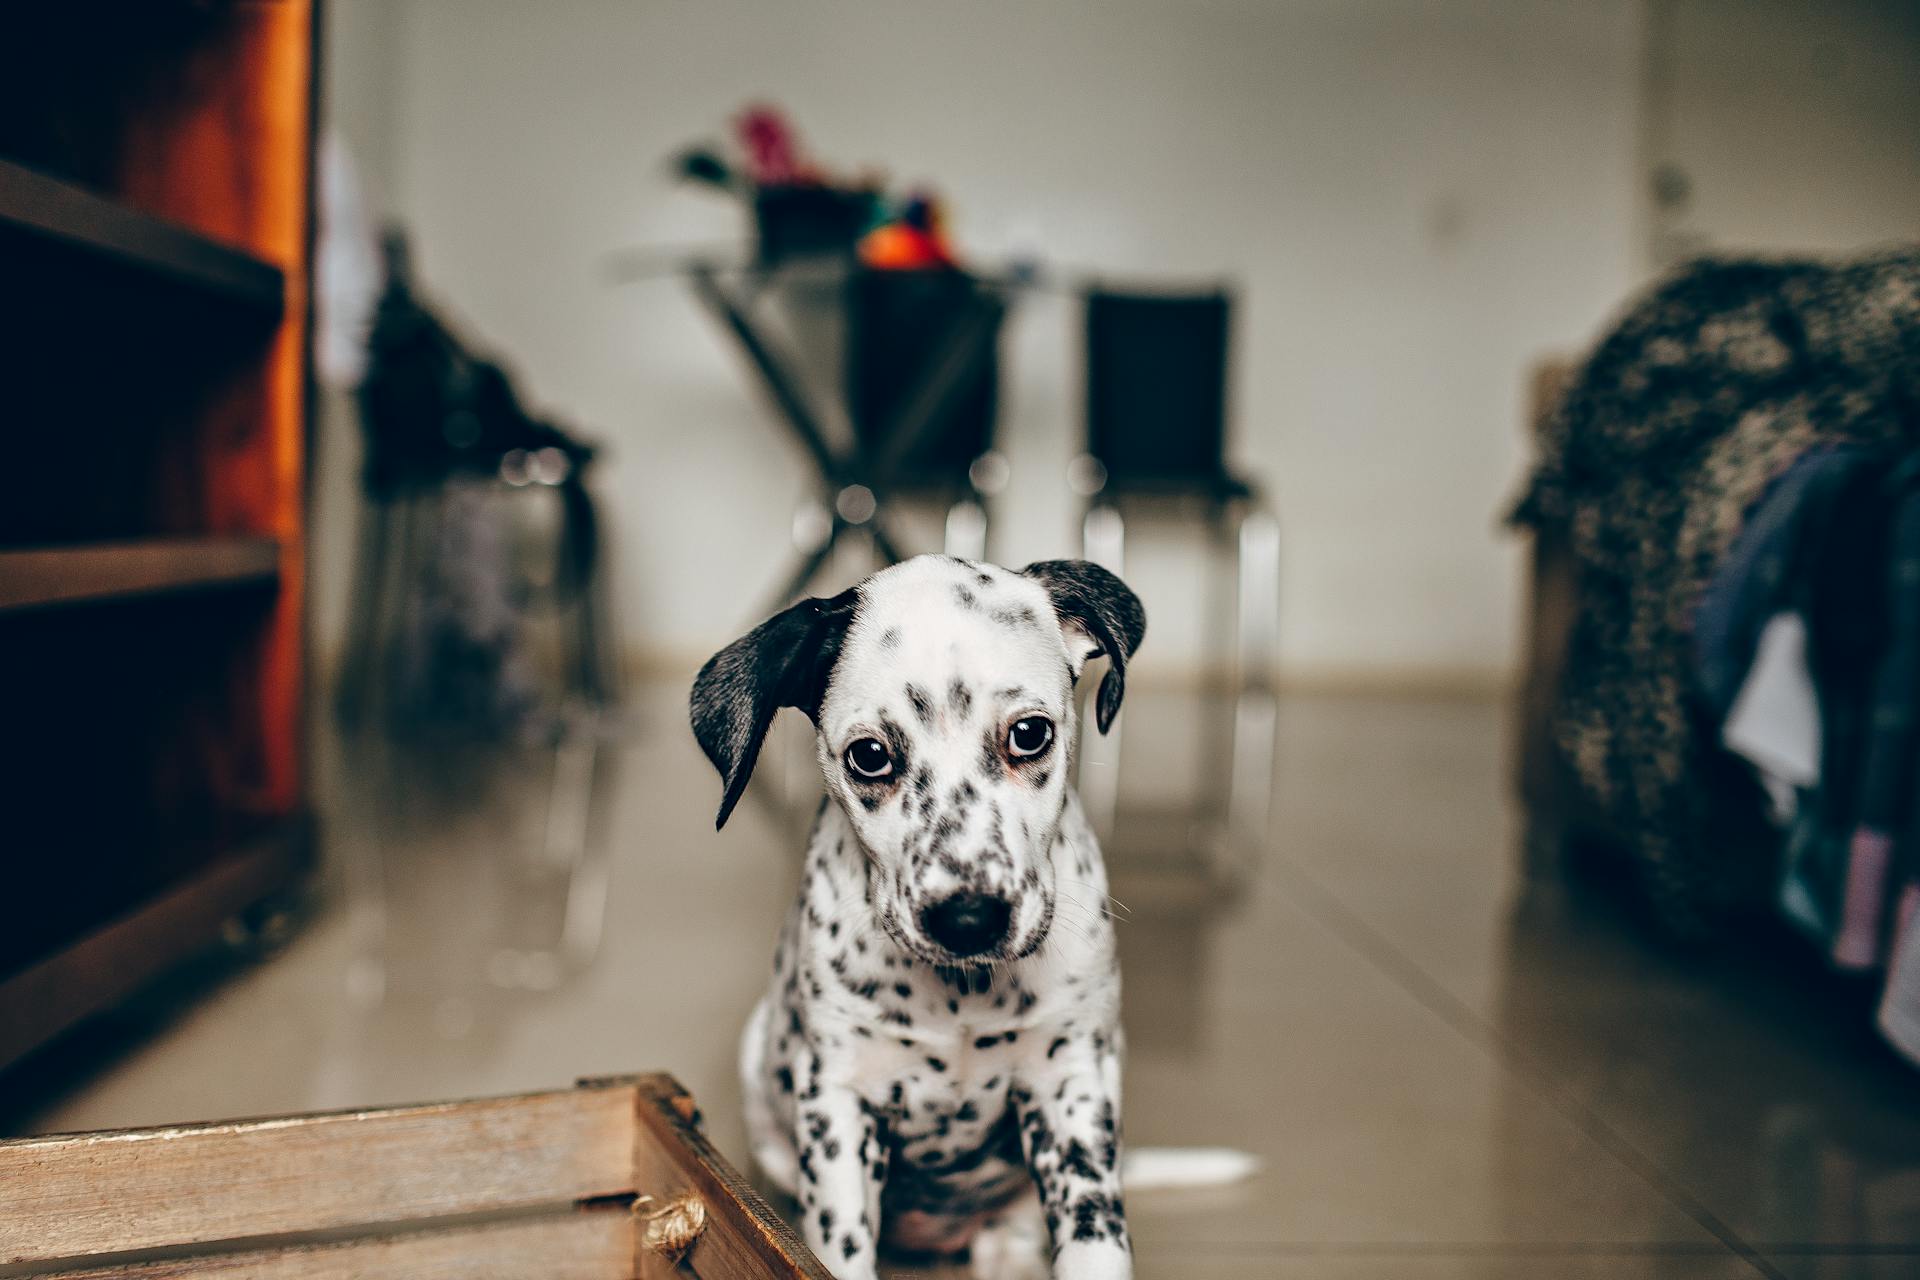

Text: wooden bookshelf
xmin=0 ymin=158 xmax=284 ymax=311
xmin=0 ymin=1 xmax=316 ymax=1071
xmin=0 ymin=827 xmax=308 ymax=1072
xmin=0 ymin=538 xmax=281 ymax=613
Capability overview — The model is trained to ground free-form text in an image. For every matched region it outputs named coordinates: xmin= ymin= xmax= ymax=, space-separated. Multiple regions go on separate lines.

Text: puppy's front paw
xmin=1048 ymin=1240 xmax=1132 ymax=1280
xmin=968 ymin=1204 xmax=1049 ymax=1280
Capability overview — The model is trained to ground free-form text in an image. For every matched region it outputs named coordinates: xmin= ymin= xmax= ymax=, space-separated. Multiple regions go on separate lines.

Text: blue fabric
xmin=1761 ymin=460 xmax=1920 ymax=957
xmin=1694 ymin=445 xmax=1860 ymax=723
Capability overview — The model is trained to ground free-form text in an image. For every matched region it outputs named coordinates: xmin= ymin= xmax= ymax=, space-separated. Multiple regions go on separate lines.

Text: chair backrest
xmin=1084 ymin=287 xmax=1233 ymax=492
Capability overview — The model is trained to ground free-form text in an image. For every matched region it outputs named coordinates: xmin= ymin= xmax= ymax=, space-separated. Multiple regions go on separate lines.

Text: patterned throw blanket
xmin=1511 ymin=246 xmax=1920 ymax=937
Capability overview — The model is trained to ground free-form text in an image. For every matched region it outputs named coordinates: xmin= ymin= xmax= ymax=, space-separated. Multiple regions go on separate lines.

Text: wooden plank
xmin=0 ymin=827 xmax=308 ymax=1073
xmin=0 ymin=160 xmax=283 ymax=311
xmin=0 ymin=1086 xmax=638 ymax=1265
xmin=153 ymin=0 xmax=314 ymax=821
xmin=622 ymin=1075 xmax=834 ymax=1280
xmin=49 ymin=1207 xmax=635 ymax=1280
xmin=0 ymin=539 xmax=281 ymax=613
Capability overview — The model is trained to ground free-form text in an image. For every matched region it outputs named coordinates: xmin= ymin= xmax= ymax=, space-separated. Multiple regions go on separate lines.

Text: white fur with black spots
xmin=693 ymin=556 xmax=1146 ymax=1279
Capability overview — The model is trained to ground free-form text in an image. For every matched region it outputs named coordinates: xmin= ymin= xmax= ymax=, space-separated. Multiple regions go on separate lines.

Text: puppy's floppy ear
xmin=690 ymin=588 xmax=857 ymax=829
xmin=1022 ymin=560 xmax=1146 ymax=735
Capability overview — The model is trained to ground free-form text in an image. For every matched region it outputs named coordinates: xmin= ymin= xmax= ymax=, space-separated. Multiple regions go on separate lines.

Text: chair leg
xmin=1227 ymin=507 xmax=1281 ymax=868
xmin=1076 ymin=504 xmax=1126 ymax=842
xmin=867 ymin=515 xmax=909 ymax=569
xmin=944 ymin=499 xmax=988 ymax=561
xmin=1235 ymin=507 xmax=1282 ymax=690
xmin=1082 ymin=503 xmax=1126 ymax=575
xmin=541 ymin=727 xmax=597 ymax=873
xmin=557 ymin=712 xmax=617 ymax=968
xmin=791 ymin=499 xmax=833 ymax=554
xmin=333 ymin=496 xmax=393 ymax=731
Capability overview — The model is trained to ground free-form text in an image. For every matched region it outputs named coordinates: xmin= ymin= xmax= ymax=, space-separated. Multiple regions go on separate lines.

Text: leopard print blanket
xmin=1512 ymin=246 xmax=1920 ymax=936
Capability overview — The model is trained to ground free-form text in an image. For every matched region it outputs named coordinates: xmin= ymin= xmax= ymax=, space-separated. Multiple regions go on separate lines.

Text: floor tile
xmin=1260 ymin=696 xmax=1920 ymax=1253
xmin=1138 ymin=1257 xmax=1762 ymax=1280
xmin=1763 ymin=1253 xmax=1920 ymax=1280
xmin=11 ymin=685 xmax=1915 ymax=1274
xmin=899 ymin=1249 xmax=1762 ymax=1279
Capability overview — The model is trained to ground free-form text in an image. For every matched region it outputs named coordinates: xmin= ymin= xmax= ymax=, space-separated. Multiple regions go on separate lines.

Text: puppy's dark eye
xmin=1008 ymin=716 xmax=1054 ymax=760
xmin=845 ymin=737 xmax=894 ymax=780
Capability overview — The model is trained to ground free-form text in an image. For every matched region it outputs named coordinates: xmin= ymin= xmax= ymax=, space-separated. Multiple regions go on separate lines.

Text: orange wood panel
xmin=109 ymin=0 xmax=316 ymax=818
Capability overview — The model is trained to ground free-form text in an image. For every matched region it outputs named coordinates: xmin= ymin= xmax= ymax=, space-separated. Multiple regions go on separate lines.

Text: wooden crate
xmin=0 ymin=1075 xmax=832 ymax=1280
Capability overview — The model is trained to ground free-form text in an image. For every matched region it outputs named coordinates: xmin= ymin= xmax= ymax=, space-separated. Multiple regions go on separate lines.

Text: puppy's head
xmin=691 ymin=555 xmax=1144 ymax=963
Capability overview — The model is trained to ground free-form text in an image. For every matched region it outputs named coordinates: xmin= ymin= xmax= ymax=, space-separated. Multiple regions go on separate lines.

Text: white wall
xmin=313 ymin=0 xmax=405 ymax=689
xmin=1645 ymin=0 xmax=1920 ymax=267
xmin=317 ymin=1 xmax=1920 ymax=683
xmin=322 ymin=0 xmax=1649 ymax=685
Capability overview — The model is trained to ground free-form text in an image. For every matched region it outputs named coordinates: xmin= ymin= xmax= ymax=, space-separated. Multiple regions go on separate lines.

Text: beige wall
xmin=311 ymin=0 xmax=404 ymax=683
xmin=1646 ymin=0 xmax=1920 ymax=267
xmin=315 ymin=0 xmax=1919 ymax=686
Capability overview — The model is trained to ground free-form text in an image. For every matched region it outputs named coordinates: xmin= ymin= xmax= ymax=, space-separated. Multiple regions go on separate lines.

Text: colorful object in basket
xmin=737 ymin=103 xmax=811 ymax=187
xmin=857 ymin=190 xmax=957 ymax=271
xmin=673 ymin=105 xmax=970 ymax=269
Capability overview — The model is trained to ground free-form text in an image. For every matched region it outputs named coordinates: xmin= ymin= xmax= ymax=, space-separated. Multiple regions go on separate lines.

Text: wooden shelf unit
xmin=0 ymin=2 xmax=317 ymax=1071
xmin=0 ymin=537 xmax=281 ymax=613
xmin=0 ymin=157 xmax=284 ymax=311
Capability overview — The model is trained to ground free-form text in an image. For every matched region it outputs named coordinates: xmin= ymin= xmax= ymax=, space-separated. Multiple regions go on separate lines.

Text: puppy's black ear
xmin=1022 ymin=560 xmax=1146 ymax=734
xmin=690 ymin=589 xmax=857 ymax=829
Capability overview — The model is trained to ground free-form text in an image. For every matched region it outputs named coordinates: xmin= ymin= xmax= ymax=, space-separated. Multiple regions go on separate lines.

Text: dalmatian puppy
xmin=691 ymin=554 xmax=1144 ymax=1280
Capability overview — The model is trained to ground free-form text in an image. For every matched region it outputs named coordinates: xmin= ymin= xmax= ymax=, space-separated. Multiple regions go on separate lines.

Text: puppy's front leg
xmin=1013 ymin=1042 xmax=1132 ymax=1280
xmin=793 ymin=1066 xmax=886 ymax=1280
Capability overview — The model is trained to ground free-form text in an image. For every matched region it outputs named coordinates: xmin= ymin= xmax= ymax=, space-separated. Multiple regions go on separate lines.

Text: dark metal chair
xmin=1071 ymin=286 xmax=1280 ymax=883
xmin=335 ymin=236 xmax=625 ymax=979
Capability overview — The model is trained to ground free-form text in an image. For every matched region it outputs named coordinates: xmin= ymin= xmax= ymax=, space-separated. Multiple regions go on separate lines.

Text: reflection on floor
xmin=6 ymin=687 xmax=1920 ymax=1278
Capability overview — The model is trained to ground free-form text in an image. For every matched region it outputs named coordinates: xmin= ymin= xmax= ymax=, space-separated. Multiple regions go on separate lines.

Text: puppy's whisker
xmin=1061 ymin=877 xmax=1133 ymax=919
xmin=1046 ymin=910 xmax=1095 ymax=947
xmin=1053 ymin=887 xmax=1117 ymax=933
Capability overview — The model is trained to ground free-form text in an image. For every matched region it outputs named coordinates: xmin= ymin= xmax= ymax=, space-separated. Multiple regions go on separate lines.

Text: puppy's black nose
xmin=920 ymin=893 xmax=1012 ymax=957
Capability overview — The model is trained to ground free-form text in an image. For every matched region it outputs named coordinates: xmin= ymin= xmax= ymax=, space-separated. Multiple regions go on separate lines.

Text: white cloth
xmin=313 ymin=133 xmax=383 ymax=390
xmin=1877 ymin=886 xmax=1920 ymax=1068
xmin=1721 ymin=612 xmax=1821 ymax=824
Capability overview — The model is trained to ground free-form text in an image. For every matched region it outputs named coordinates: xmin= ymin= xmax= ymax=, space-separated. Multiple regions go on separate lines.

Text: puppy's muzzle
xmin=919 ymin=892 xmax=1012 ymax=957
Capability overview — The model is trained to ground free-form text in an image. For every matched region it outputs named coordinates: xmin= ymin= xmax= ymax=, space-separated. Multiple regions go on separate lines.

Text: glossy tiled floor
xmin=6 ymin=687 xmax=1919 ymax=1278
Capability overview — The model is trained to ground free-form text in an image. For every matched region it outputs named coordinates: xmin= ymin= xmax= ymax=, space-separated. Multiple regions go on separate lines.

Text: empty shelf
xmin=0 ymin=538 xmax=281 ymax=612
xmin=0 ymin=160 xmax=284 ymax=312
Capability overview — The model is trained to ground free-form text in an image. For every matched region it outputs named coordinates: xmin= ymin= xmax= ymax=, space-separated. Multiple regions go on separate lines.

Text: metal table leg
xmin=687 ymin=263 xmax=1013 ymax=607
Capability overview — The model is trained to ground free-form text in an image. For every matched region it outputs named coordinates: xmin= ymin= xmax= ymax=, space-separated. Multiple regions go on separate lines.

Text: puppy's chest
xmin=805 ymin=952 xmax=1064 ymax=1145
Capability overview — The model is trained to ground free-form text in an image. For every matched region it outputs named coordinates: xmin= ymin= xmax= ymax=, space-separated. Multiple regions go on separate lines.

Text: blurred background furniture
xmin=1071 ymin=287 xmax=1280 ymax=890
xmin=1511 ymin=358 xmax=1584 ymax=872
xmin=0 ymin=2 xmax=316 ymax=1070
xmin=687 ymin=257 xmax=1011 ymax=607
xmin=334 ymin=234 xmax=626 ymax=981
xmin=1509 ymin=249 xmax=1920 ymax=1065
xmin=660 ymin=109 xmax=1014 ymax=606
